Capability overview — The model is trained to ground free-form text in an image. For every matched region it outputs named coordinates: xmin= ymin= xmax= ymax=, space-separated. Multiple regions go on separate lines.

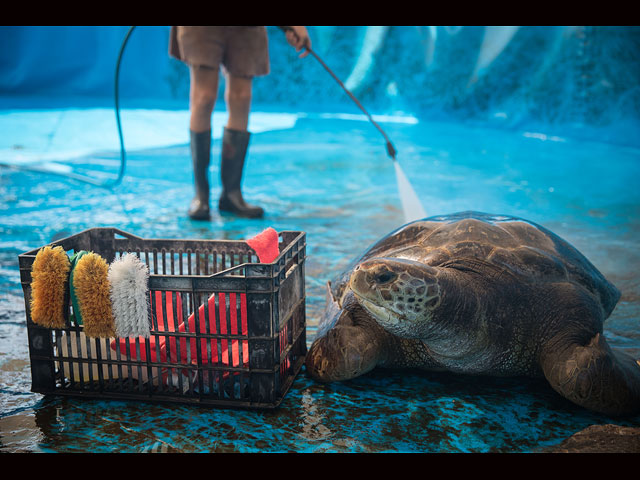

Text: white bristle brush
xmin=108 ymin=253 xmax=150 ymax=338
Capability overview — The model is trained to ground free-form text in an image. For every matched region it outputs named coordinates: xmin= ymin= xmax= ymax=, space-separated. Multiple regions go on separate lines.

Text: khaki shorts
xmin=169 ymin=26 xmax=270 ymax=78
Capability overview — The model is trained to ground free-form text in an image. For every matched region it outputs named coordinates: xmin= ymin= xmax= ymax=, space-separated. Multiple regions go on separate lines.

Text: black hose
xmin=110 ymin=25 xmax=136 ymax=188
xmin=279 ymin=26 xmax=397 ymax=161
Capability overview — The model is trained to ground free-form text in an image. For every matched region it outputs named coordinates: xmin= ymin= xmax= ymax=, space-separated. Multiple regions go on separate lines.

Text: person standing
xmin=169 ymin=26 xmax=311 ymax=219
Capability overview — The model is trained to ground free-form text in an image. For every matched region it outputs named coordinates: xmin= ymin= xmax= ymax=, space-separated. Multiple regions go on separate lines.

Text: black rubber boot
xmin=188 ymin=129 xmax=211 ymax=220
xmin=218 ymin=127 xmax=264 ymax=218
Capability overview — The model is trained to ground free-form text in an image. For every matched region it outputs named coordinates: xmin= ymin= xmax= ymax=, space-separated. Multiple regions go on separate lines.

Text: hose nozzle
xmin=282 ymin=26 xmax=398 ymax=164
xmin=386 ymin=141 xmax=397 ymax=161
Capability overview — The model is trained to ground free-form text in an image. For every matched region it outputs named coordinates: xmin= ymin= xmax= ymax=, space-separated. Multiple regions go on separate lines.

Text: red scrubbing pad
xmin=246 ymin=227 xmax=280 ymax=263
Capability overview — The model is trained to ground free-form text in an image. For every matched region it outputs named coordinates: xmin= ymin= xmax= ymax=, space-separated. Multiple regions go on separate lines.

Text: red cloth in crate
xmin=110 ymin=229 xmax=292 ymax=371
xmin=168 ymin=291 xmax=249 ymax=367
xmin=111 ymin=291 xmax=248 ymax=367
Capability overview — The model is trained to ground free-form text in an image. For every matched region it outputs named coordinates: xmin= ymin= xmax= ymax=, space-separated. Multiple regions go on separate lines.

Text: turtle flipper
xmin=305 ymin=322 xmax=384 ymax=382
xmin=306 ymin=292 xmax=389 ymax=382
xmin=541 ymin=333 xmax=640 ymax=416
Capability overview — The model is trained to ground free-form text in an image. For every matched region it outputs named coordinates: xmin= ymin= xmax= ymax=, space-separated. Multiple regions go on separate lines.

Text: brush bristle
xmin=108 ymin=253 xmax=150 ymax=338
xmin=73 ymin=252 xmax=115 ymax=338
xmin=30 ymin=245 xmax=70 ymax=328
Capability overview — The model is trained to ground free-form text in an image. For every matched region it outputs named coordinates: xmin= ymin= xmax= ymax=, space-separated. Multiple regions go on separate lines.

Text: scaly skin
xmin=306 ymin=212 xmax=640 ymax=416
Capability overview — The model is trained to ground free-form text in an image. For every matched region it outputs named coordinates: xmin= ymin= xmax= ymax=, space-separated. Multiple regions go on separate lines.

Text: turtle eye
xmin=374 ymin=270 xmax=397 ymax=285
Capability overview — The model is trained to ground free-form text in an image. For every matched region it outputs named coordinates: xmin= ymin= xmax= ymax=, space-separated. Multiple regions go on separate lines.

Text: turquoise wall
xmin=2 ymin=26 xmax=639 ymax=144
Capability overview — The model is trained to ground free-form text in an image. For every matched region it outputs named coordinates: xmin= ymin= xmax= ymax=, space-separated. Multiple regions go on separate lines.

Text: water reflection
xmin=3 ymin=366 xmax=639 ymax=453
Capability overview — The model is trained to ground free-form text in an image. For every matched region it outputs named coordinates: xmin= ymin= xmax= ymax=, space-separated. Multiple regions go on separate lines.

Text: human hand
xmin=284 ymin=26 xmax=311 ymax=58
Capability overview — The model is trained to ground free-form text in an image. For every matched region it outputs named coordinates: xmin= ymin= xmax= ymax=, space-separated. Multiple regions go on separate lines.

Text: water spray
xmin=280 ymin=26 xmax=427 ymax=223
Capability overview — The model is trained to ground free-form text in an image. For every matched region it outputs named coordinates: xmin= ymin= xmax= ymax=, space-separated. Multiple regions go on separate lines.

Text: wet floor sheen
xmin=1 ymin=115 xmax=639 ymax=452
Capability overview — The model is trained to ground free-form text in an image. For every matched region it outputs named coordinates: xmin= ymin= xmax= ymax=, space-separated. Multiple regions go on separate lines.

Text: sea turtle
xmin=306 ymin=211 xmax=640 ymax=416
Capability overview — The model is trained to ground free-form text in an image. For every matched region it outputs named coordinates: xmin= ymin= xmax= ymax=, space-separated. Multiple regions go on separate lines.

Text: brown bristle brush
xmin=73 ymin=252 xmax=115 ymax=338
xmin=30 ymin=245 xmax=71 ymax=328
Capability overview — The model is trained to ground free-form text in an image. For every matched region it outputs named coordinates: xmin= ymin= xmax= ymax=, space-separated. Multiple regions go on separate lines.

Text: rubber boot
xmin=188 ymin=129 xmax=211 ymax=220
xmin=218 ymin=127 xmax=264 ymax=218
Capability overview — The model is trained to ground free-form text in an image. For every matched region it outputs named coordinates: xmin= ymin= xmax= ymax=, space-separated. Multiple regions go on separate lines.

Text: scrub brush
xmin=72 ymin=252 xmax=115 ymax=338
xmin=108 ymin=253 xmax=150 ymax=338
xmin=30 ymin=245 xmax=71 ymax=328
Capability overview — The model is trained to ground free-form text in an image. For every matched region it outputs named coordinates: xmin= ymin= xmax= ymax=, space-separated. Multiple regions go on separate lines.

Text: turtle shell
xmin=331 ymin=211 xmax=620 ymax=318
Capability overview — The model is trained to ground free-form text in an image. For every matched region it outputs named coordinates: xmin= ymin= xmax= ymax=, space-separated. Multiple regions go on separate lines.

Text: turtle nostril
xmin=374 ymin=269 xmax=397 ymax=285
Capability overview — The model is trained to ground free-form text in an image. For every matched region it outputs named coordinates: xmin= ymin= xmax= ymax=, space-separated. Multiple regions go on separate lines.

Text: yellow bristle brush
xmin=30 ymin=245 xmax=71 ymax=328
xmin=73 ymin=252 xmax=115 ymax=338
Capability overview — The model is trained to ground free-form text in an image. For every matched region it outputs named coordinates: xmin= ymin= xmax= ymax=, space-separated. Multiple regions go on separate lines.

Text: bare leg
xmin=224 ymin=73 xmax=252 ymax=131
xmin=189 ymin=65 xmax=219 ymax=132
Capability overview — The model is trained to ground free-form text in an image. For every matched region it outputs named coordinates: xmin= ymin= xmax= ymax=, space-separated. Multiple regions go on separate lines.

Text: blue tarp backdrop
xmin=2 ymin=26 xmax=640 ymax=453
xmin=1 ymin=26 xmax=640 ymax=144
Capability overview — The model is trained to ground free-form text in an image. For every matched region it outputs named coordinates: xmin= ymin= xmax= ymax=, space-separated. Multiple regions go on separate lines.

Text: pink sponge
xmin=246 ymin=228 xmax=280 ymax=263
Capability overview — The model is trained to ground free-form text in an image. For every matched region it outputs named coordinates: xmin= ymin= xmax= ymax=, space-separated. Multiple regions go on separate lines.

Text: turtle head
xmin=349 ymin=257 xmax=441 ymax=338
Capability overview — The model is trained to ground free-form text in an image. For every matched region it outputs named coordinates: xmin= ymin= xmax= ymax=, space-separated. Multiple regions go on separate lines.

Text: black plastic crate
xmin=18 ymin=228 xmax=306 ymax=409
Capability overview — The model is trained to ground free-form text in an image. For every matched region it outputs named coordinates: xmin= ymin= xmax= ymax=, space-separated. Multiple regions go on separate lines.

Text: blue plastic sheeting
xmin=1 ymin=27 xmax=640 ymax=452
xmin=0 ymin=108 xmax=299 ymax=166
xmin=0 ymin=26 xmax=173 ymax=102
xmin=1 ymin=115 xmax=639 ymax=452
xmin=1 ymin=26 xmax=640 ymax=146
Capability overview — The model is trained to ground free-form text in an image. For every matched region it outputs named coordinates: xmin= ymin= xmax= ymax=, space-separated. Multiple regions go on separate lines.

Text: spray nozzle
xmin=386 ymin=141 xmax=397 ymax=161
